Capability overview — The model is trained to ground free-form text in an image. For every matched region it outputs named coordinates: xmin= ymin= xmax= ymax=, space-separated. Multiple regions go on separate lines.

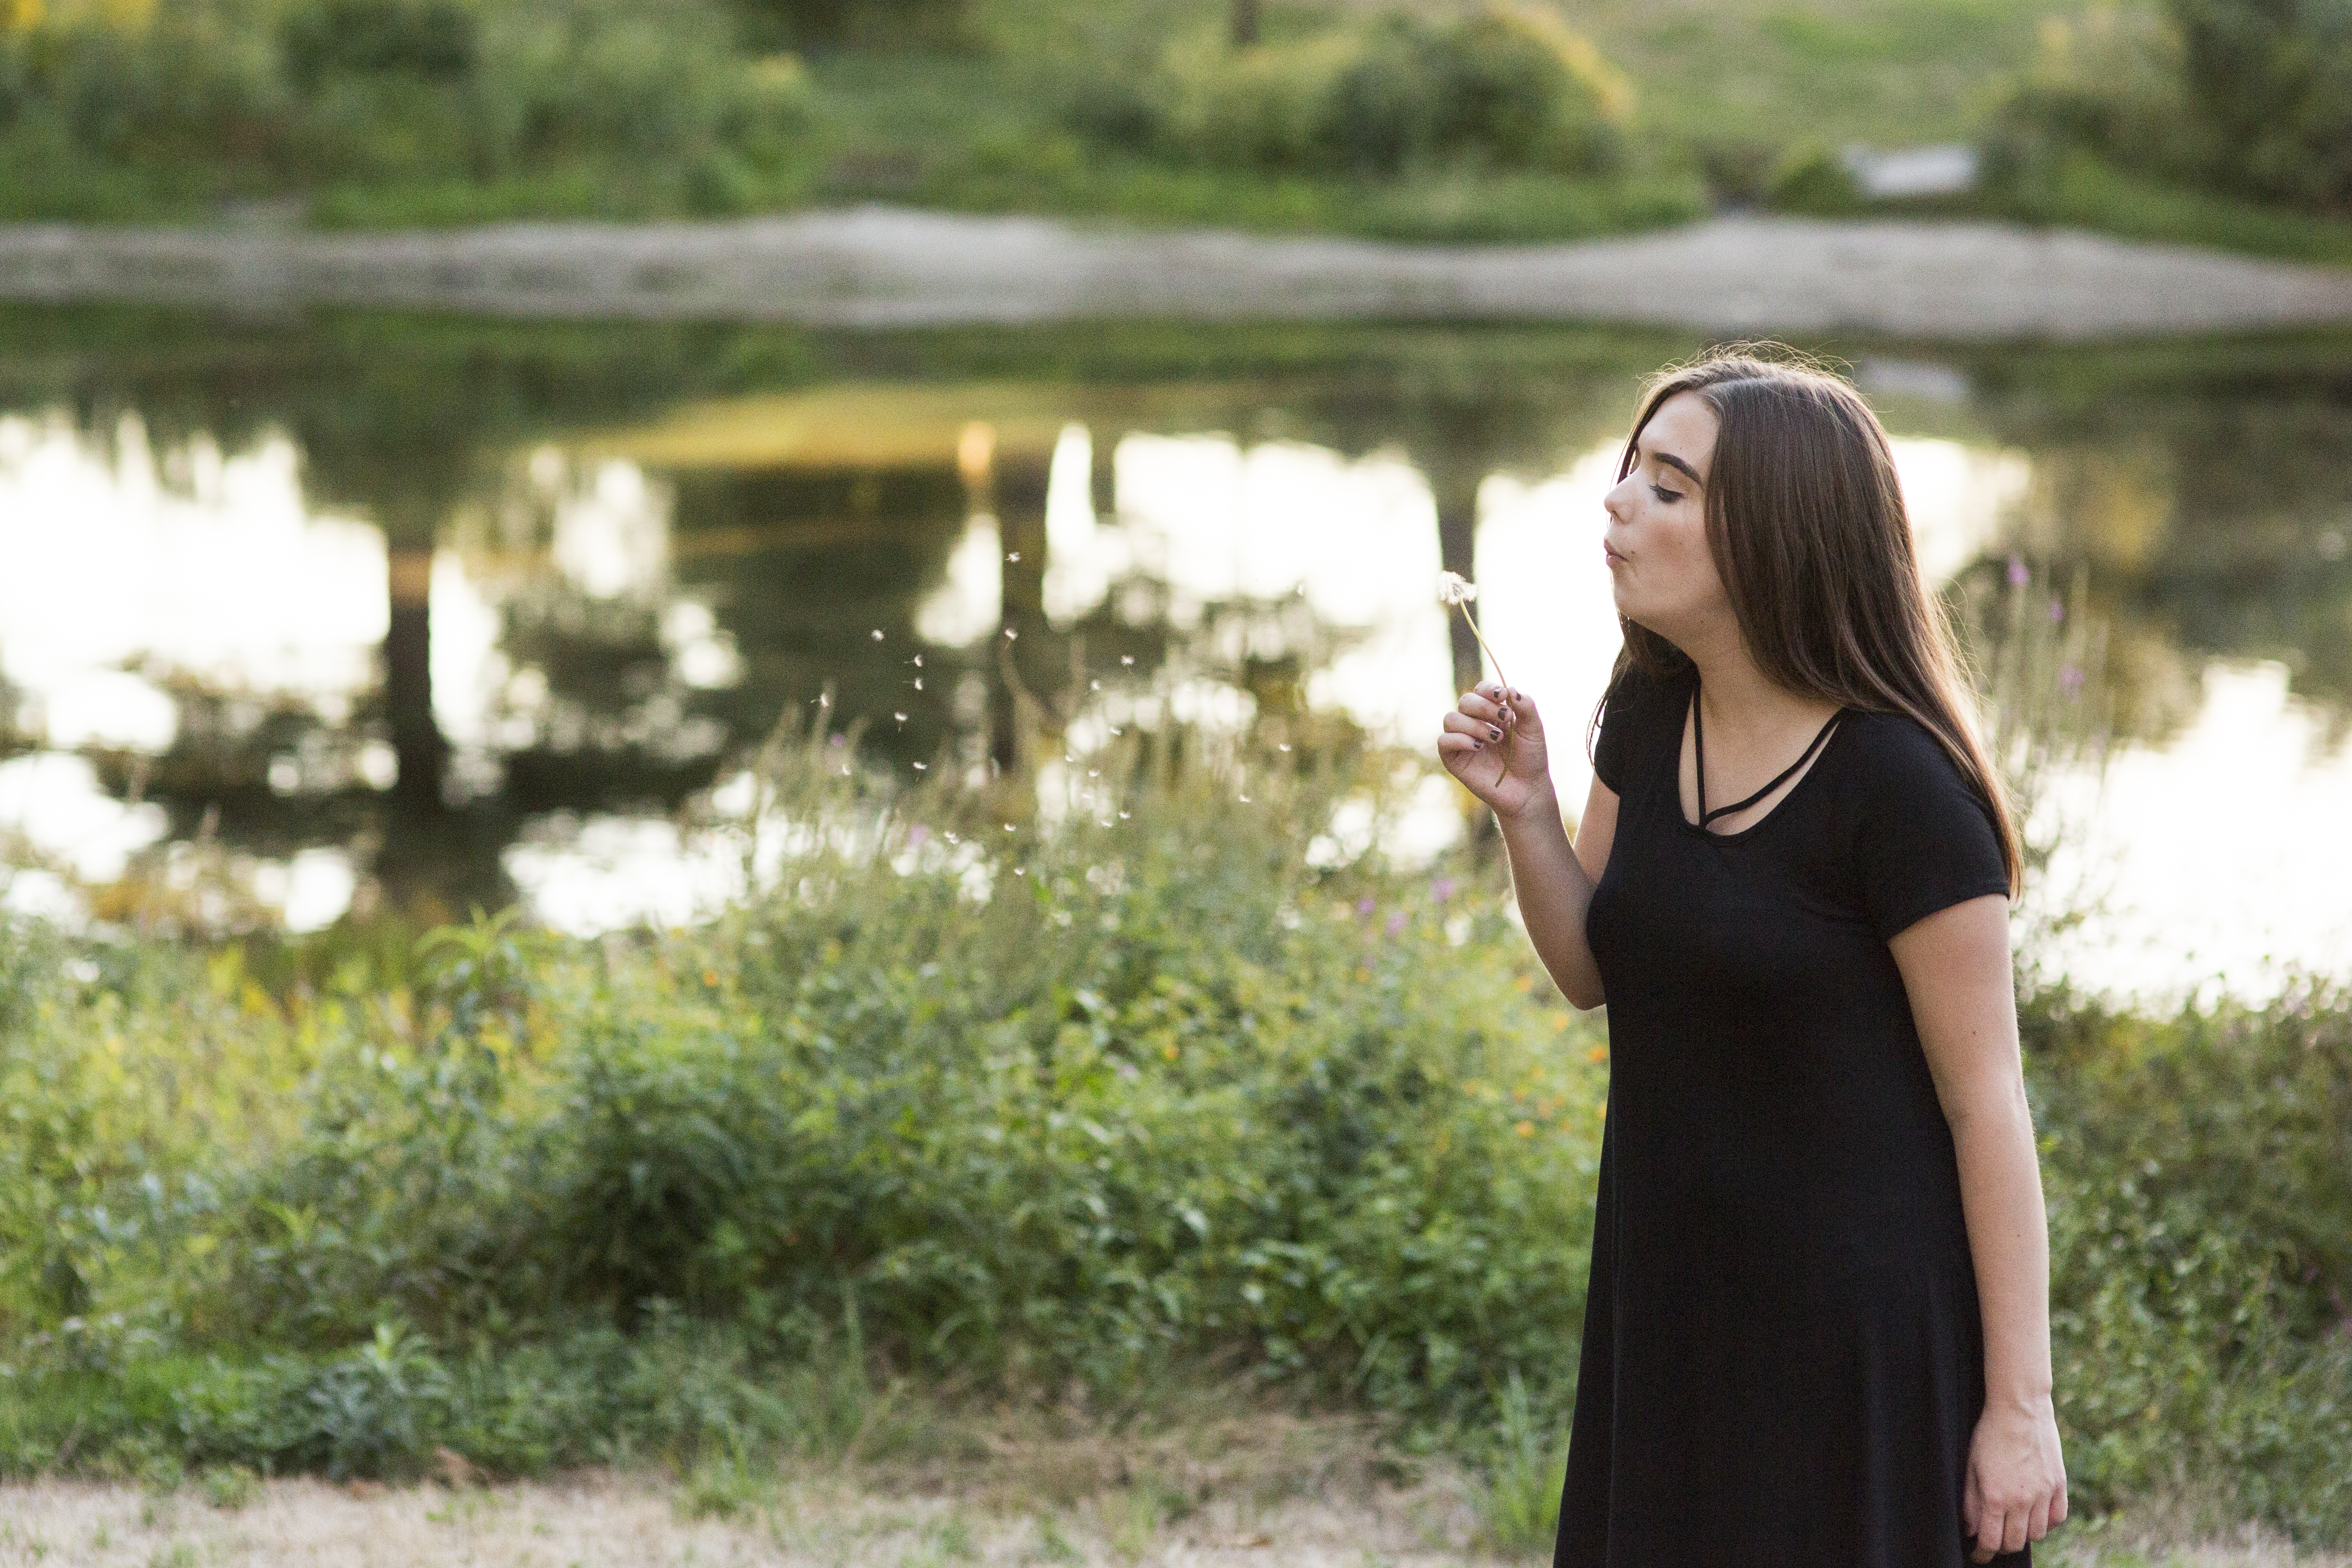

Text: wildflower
xmin=1356 ymin=896 xmax=1376 ymax=915
xmin=908 ymin=825 xmax=930 ymax=847
xmin=2050 ymin=599 xmax=2066 ymax=623
xmin=1436 ymin=571 xmax=1514 ymax=700
xmin=2059 ymin=665 xmax=2085 ymax=694
xmin=1515 ymin=1120 xmax=1535 ymax=1138
xmin=2007 ymin=555 xmax=2029 ymax=587
xmin=1431 ymin=877 xmax=1457 ymax=902
xmin=1386 ymin=911 xmax=1407 ymax=936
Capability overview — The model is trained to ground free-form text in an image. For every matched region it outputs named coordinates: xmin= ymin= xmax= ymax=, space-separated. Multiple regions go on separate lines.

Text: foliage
xmin=1988 ymin=0 xmax=2352 ymax=219
xmin=1073 ymin=6 xmax=1629 ymax=180
xmin=0 ymin=0 xmax=816 ymax=219
xmin=4 ymin=724 xmax=2352 ymax=1542
xmin=2028 ymin=981 xmax=2352 ymax=1540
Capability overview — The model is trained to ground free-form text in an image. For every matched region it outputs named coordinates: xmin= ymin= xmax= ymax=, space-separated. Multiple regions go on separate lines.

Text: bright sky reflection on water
xmin=0 ymin=400 xmax=2343 ymax=1002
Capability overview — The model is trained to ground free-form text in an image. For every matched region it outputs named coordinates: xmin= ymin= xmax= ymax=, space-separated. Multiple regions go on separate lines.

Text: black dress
xmin=1555 ymin=658 xmax=2028 ymax=1568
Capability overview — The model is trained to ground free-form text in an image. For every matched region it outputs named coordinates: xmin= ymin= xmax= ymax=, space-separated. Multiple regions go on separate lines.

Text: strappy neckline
xmin=1687 ymin=676 xmax=1846 ymax=835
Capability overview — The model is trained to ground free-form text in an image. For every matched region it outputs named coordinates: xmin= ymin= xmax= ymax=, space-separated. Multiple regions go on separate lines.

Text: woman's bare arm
xmin=1437 ymin=683 xmax=1616 ymax=1009
xmin=1891 ymin=894 xmax=2068 ymax=1563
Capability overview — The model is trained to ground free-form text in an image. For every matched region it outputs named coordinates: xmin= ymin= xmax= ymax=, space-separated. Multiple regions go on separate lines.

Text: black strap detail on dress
xmin=1693 ymin=683 xmax=1843 ymax=829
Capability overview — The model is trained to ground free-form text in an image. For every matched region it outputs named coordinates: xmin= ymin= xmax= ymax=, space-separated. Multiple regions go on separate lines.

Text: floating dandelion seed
xmin=1088 ymin=770 xmax=1099 ymax=778
xmin=1239 ymin=794 xmax=1251 ymax=803
xmin=913 ymin=678 xmax=924 ymax=690
xmin=1119 ymin=810 xmax=1130 ymax=820
xmin=1120 ymin=655 xmax=1134 ymax=666
xmin=1007 ymin=551 xmax=1020 ymax=562
xmin=894 ymin=712 xmax=907 ymax=722
xmin=818 ymin=693 xmax=831 ymax=708
xmin=1091 ymin=680 xmax=1101 ymax=691
xmin=1109 ymin=726 xmax=1122 ymax=736
xmin=913 ymin=761 xmax=929 ymax=770
xmin=913 ymin=654 xmax=924 ymax=667
xmin=871 ymin=629 xmax=884 ymax=641
xmin=1005 ymin=628 xmax=1019 ymax=640
xmin=1437 ymin=570 xmax=1514 ymax=698
xmin=1278 ymin=743 xmax=1291 ymax=752
xmin=1004 ymin=824 xmax=1017 ymax=832
xmin=1014 ymin=867 xmax=1026 ymax=876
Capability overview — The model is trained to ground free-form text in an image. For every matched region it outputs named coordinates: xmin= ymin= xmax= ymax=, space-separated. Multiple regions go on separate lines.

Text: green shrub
xmin=2028 ymin=980 xmax=2352 ymax=1541
xmin=1090 ymin=5 xmax=1628 ymax=180
xmin=1988 ymin=0 xmax=2352 ymax=217
xmin=0 ymin=0 xmax=815 ymax=215
xmin=5 ymin=723 xmax=2352 ymax=1541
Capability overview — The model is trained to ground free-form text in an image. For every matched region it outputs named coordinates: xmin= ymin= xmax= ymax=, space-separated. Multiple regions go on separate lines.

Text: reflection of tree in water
xmin=1970 ymin=342 xmax=2352 ymax=743
xmin=18 ymin=310 xmax=2345 ymax=928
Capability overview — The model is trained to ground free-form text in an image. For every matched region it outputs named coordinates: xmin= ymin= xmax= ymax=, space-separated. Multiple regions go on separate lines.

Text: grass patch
xmin=1 ymin=712 xmax=2349 ymax=1544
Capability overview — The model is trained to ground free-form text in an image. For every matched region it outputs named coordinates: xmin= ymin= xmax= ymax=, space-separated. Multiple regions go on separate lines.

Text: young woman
xmin=1437 ymin=350 xmax=2067 ymax=1567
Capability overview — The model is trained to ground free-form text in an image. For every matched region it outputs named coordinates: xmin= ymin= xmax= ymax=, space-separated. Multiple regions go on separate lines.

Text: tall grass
xmin=2 ymin=713 xmax=2350 ymax=1545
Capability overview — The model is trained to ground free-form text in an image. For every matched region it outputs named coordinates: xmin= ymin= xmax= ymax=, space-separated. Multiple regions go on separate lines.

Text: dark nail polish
xmin=1487 ymin=725 xmax=1502 ymax=741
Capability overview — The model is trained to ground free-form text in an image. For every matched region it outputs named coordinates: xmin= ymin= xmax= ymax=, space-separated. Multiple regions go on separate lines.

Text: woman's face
xmin=1602 ymin=390 xmax=1734 ymax=649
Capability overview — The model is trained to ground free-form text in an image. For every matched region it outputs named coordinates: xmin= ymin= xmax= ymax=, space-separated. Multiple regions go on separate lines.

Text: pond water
xmin=0 ymin=312 xmax=2345 ymax=1002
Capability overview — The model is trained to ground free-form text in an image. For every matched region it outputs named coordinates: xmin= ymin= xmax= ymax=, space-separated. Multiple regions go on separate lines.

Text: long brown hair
xmin=1599 ymin=345 xmax=2023 ymax=896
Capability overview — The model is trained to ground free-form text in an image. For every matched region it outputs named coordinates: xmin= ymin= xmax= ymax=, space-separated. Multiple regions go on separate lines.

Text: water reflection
xmin=0 ymin=313 xmax=2345 ymax=999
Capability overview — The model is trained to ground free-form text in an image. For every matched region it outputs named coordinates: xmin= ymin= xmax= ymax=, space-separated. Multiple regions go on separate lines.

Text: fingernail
xmin=1487 ymin=725 xmax=1502 ymax=741
xmin=1471 ymin=740 xmax=1483 ymax=751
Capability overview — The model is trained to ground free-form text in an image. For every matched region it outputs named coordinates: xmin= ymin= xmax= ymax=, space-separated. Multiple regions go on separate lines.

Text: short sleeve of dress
xmin=1854 ymin=717 xmax=2012 ymax=942
xmin=1590 ymin=662 xmax=1655 ymax=796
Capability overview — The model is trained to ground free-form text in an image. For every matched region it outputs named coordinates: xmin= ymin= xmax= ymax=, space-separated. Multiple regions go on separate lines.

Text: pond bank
xmin=2 ymin=209 xmax=2349 ymax=338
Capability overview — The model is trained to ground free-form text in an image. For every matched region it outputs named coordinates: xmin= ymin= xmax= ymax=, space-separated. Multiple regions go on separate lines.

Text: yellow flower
xmin=1514 ymin=1120 xmax=1535 ymax=1138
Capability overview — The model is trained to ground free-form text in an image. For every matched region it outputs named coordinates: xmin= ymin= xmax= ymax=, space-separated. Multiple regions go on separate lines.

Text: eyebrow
xmin=1649 ymin=449 xmax=1706 ymax=488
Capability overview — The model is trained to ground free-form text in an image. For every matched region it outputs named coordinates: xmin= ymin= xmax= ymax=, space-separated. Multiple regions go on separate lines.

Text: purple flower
xmin=1386 ymin=911 xmax=1408 ymax=937
xmin=2058 ymin=665 xmax=2084 ymax=694
xmin=828 ymin=733 xmax=847 ymax=747
xmin=2007 ymin=555 xmax=2029 ymax=588
xmin=2049 ymin=598 xmax=2066 ymax=624
xmin=1431 ymin=877 xmax=1457 ymax=902
xmin=907 ymin=824 xmax=931 ymax=847
xmin=1356 ymin=896 xmax=1376 ymax=916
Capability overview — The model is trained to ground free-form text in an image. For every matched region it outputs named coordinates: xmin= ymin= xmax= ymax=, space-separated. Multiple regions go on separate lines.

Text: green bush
xmin=4 ymin=725 xmax=2352 ymax=1540
xmin=0 ymin=0 xmax=815 ymax=215
xmin=1989 ymin=0 xmax=2352 ymax=217
xmin=1084 ymin=5 xmax=1628 ymax=180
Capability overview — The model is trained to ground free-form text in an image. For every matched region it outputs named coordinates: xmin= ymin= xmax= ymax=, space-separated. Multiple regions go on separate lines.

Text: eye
xmin=1651 ymin=484 xmax=1682 ymax=503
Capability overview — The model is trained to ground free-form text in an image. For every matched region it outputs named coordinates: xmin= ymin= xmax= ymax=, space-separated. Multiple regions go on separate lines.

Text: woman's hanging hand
xmin=1963 ymin=1396 xmax=2068 ymax=1562
xmin=1437 ymin=682 xmax=1552 ymax=821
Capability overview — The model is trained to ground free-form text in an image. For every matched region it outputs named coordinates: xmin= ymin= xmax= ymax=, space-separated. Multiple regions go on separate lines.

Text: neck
xmin=1678 ymin=624 xmax=1832 ymax=739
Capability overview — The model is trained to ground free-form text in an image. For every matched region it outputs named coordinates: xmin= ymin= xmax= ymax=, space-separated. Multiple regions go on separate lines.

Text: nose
xmin=1602 ymin=472 xmax=1636 ymax=525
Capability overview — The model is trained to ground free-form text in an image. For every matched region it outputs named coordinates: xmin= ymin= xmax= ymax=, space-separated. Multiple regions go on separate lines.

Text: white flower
xmin=1437 ymin=570 xmax=1478 ymax=606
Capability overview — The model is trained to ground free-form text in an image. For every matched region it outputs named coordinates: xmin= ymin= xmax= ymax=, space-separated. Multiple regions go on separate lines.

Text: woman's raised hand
xmin=1437 ymin=681 xmax=1553 ymax=821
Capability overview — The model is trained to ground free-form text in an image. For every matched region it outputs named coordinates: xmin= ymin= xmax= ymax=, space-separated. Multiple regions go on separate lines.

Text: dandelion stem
xmin=1451 ymin=602 xmax=1514 ymax=702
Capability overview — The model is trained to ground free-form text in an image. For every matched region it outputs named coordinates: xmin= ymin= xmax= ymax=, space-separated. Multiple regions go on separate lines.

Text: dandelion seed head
xmin=1437 ymin=570 xmax=1478 ymax=606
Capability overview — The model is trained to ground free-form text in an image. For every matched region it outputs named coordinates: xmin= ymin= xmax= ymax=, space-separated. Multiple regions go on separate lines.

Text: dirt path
xmin=0 ymin=209 xmax=2346 ymax=338
xmin=1 ymin=1474 xmax=2344 ymax=1568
